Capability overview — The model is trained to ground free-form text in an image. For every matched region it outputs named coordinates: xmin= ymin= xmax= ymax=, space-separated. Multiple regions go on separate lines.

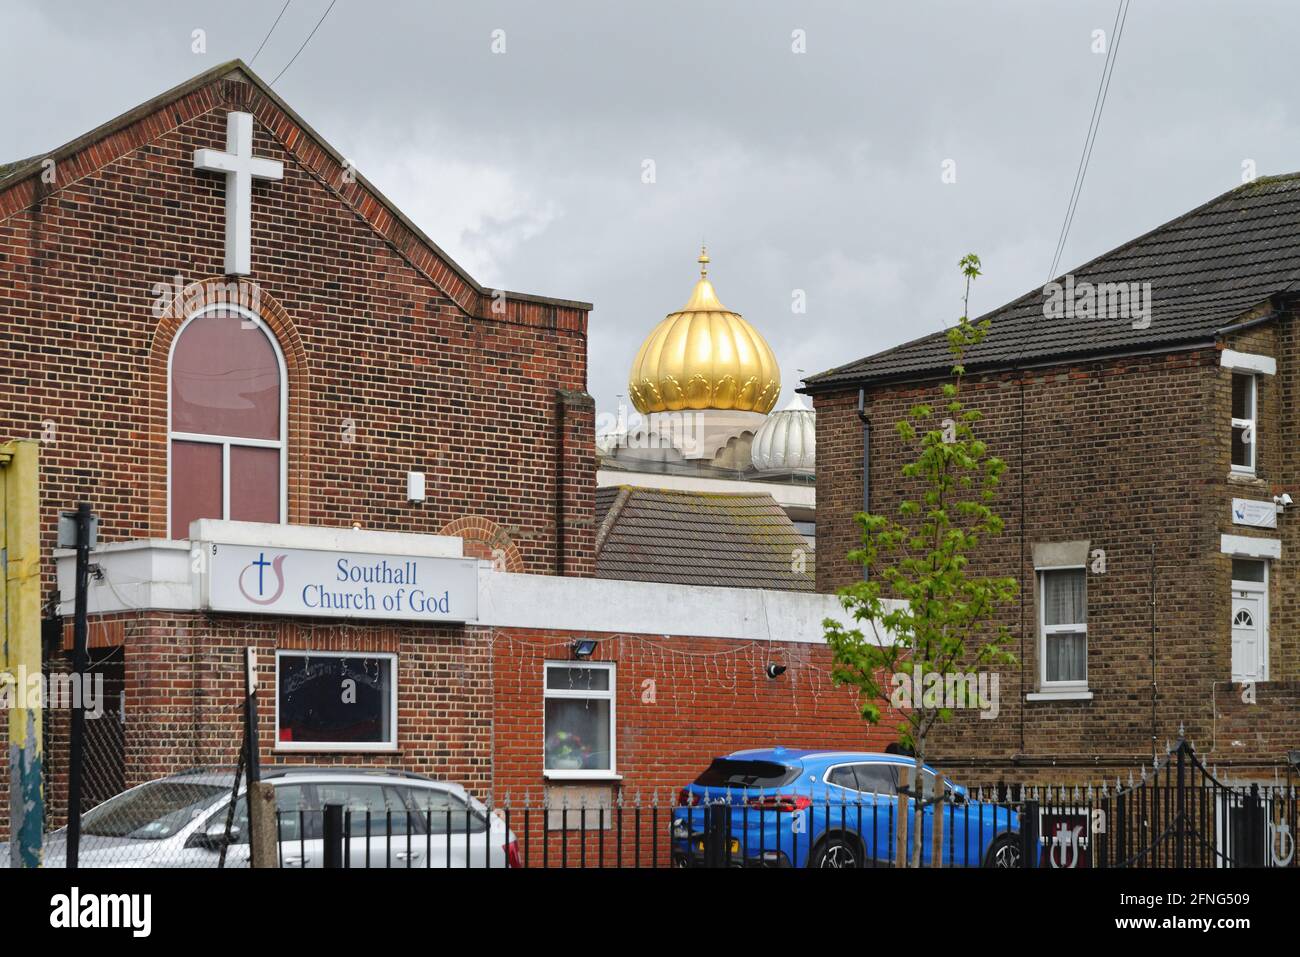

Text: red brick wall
xmin=490 ymin=628 xmax=901 ymax=864
xmin=32 ymin=613 xmax=493 ymax=833
xmin=811 ymin=343 xmax=1300 ymax=778
xmin=30 ymin=617 xmax=900 ymax=861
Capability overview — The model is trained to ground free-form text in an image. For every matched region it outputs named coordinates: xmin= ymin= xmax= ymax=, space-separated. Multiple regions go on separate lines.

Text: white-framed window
xmin=168 ymin=303 xmax=288 ymax=539
xmin=543 ymin=661 xmax=616 ymax=779
xmin=1038 ymin=567 xmax=1087 ymax=691
xmin=1231 ymin=373 xmax=1256 ymax=473
xmin=274 ymin=650 xmax=398 ymax=752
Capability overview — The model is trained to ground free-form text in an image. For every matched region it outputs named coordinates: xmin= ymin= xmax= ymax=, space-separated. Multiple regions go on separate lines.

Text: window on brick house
xmin=169 ymin=304 xmax=285 ymax=539
xmin=1039 ymin=568 xmax=1087 ymax=690
xmin=544 ymin=661 xmax=616 ymax=777
xmin=1231 ymin=373 xmax=1256 ymax=473
xmin=275 ymin=651 xmax=397 ymax=751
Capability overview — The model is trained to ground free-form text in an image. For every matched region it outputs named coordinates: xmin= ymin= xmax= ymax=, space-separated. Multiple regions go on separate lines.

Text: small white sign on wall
xmin=1232 ymin=498 xmax=1277 ymax=529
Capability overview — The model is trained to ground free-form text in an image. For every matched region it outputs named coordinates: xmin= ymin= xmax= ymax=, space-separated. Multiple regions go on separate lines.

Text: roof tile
xmin=593 ymin=486 xmax=814 ymax=592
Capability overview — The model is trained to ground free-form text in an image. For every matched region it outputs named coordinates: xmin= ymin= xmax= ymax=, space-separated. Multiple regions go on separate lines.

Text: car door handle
xmin=282 ymin=855 xmax=309 ymax=868
xmin=393 ymin=851 xmax=421 ymax=861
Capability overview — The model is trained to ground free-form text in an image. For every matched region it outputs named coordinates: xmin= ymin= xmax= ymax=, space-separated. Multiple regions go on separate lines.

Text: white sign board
xmin=1232 ymin=498 xmax=1277 ymax=530
xmin=198 ymin=542 xmax=479 ymax=622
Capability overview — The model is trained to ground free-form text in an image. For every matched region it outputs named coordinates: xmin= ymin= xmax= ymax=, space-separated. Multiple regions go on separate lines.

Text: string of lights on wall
xmin=489 ymin=629 xmax=855 ymax=718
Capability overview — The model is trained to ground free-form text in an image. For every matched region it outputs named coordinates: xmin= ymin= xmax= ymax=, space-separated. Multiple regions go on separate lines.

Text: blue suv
xmin=671 ymin=748 xmax=1022 ymax=868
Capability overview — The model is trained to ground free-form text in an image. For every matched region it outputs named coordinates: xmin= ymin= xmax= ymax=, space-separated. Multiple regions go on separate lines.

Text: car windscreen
xmin=81 ymin=781 xmax=229 ymax=840
xmin=693 ymin=759 xmax=800 ymax=789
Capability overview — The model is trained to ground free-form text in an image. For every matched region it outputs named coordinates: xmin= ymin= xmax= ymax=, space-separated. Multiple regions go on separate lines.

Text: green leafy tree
xmin=824 ymin=254 xmax=1018 ymax=868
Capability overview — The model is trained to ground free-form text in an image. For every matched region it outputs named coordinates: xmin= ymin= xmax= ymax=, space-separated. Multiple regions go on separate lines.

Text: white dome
xmin=751 ymin=396 xmax=815 ymax=473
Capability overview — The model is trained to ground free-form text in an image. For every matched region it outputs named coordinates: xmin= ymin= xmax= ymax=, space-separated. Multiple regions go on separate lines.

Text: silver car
xmin=16 ymin=767 xmax=519 ymax=868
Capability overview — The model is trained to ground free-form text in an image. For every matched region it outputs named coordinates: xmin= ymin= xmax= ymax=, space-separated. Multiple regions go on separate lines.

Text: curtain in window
xmin=545 ymin=699 xmax=612 ymax=770
xmin=1046 ymin=633 xmax=1087 ymax=683
xmin=1043 ymin=569 xmax=1087 ymax=684
xmin=1043 ymin=569 xmax=1086 ymax=625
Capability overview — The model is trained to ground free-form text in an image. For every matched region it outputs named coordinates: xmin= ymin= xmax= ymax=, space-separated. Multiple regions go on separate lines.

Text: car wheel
xmin=811 ymin=835 xmax=862 ymax=869
xmin=983 ymin=834 xmax=1021 ymax=868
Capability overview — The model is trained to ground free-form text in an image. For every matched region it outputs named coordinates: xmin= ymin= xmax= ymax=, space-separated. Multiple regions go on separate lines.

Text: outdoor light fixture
xmin=765 ymin=663 xmax=787 ymax=679
xmin=571 ymin=639 xmax=598 ymax=660
xmin=407 ymin=471 xmax=426 ymax=503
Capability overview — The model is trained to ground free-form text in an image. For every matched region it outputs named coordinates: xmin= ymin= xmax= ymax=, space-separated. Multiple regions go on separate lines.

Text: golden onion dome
xmin=628 ymin=247 xmax=781 ymax=414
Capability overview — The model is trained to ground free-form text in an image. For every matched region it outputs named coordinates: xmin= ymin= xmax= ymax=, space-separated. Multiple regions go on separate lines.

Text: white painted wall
xmin=596 ymin=469 xmax=815 ymax=509
xmin=478 ymin=569 xmax=888 ymax=644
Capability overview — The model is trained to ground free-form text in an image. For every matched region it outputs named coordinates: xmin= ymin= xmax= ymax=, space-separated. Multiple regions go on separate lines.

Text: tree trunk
xmin=910 ymin=741 xmax=925 ymax=869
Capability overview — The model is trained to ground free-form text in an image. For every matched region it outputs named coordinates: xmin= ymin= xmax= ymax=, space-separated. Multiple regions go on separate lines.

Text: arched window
xmin=169 ymin=305 xmax=286 ymax=539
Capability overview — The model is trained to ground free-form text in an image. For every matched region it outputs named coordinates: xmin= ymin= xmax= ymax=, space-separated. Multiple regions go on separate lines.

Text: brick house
xmin=803 ymin=175 xmax=1300 ymax=784
xmin=0 ymin=60 xmax=892 ymax=849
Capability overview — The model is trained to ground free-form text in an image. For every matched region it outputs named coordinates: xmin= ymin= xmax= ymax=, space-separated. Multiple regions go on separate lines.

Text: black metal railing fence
xmin=42 ymin=737 xmax=1297 ymax=869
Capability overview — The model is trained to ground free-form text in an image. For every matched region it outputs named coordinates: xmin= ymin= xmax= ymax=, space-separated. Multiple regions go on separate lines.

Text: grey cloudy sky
xmin=5 ymin=1 xmax=1298 ymax=423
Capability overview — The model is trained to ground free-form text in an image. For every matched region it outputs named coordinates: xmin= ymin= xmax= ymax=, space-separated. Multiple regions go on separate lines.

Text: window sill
xmin=1228 ymin=471 xmax=1264 ymax=485
xmin=1026 ymin=690 xmax=1093 ymax=702
xmin=274 ymin=743 xmax=400 ymax=753
xmin=543 ymin=770 xmax=623 ymax=782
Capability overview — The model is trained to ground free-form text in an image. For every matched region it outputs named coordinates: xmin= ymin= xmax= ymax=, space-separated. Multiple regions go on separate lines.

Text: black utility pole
xmin=243 ymin=648 xmax=261 ymax=786
xmin=242 ymin=649 xmax=262 ymax=864
xmin=66 ymin=502 xmax=92 ymax=870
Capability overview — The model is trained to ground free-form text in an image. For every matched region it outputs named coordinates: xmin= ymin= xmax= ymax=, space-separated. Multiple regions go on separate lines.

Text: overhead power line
xmin=1047 ymin=0 xmax=1132 ymax=281
xmin=270 ymin=0 xmax=339 ymax=86
xmin=250 ymin=0 xmax=293 ymax=67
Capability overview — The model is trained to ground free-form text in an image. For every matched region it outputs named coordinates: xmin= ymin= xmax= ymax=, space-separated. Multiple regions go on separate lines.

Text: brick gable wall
xmin=0 ymin=71 xmax=595 ymax=585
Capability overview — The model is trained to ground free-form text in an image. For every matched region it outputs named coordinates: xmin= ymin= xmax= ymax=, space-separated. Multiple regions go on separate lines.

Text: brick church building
xmin=805 ymin=174 xmax=1300 ymax=783
xmin=0 ymin=60 xmax=893 ymax=846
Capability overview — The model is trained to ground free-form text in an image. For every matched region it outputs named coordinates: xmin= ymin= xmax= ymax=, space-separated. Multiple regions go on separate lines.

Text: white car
xmin=14 ymin=767 xmax=519 ymax=868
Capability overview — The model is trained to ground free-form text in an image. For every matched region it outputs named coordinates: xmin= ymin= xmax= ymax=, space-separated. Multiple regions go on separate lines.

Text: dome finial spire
xmin=626 ymin=244 xmax=781 ymax=415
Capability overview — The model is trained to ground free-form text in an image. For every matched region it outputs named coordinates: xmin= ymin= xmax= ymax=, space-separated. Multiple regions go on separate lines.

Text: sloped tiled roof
xmin=594 ymin=486 xmax=814 ymax=591
xmin=804 ymin=174 xmax=1300 ymax=391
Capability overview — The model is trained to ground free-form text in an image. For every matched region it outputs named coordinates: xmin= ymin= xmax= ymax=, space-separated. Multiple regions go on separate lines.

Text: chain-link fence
xmin=21 ymin=635 xmax=251 ymax=867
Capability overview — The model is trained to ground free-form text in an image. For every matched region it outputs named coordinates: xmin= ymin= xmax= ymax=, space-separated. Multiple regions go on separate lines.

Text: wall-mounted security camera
xmin=1274 ymin=493 xmax=1293 ymax=508
xmin=765 ymin=663 xmax=787 ymax=680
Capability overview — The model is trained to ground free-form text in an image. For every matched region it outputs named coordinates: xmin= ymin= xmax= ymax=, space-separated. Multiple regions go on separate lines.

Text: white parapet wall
xmin=55 ymin=539 xmax=195 ymax=615
xmin=55 ymin=522 xmax=894 ymax=645
xmin=596 ymin=468 xmax=816 ymax=511
xmin=478 ymin=570 xmax=881 ymax=644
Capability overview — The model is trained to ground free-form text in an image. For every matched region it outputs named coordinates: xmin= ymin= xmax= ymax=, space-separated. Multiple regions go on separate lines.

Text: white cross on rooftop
xmin=193 ymin=111 xmax=283 ymax=276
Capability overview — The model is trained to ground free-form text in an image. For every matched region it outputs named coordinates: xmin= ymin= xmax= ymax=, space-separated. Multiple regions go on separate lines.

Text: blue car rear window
xmin=694 ymin=759 xmax=800 ymax=789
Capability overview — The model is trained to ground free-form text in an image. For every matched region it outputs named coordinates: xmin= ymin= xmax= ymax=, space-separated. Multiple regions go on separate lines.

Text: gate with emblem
xmin=1023 ymin=737 xmax=1297 ymax=868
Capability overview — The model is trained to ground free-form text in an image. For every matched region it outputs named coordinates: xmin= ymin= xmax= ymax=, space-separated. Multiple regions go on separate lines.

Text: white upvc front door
xmin=1230 ymin=576 xmax=1267 ymax=683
